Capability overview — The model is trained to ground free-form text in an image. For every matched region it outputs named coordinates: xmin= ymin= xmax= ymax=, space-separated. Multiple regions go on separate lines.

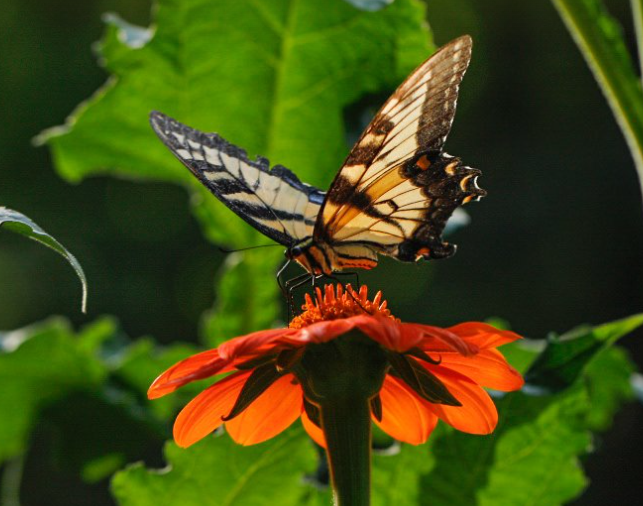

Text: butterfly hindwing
xmin=317 ymin=35 xmax=485 ymax=265
xmin=150 ymin=112 xmax=325 ymax=246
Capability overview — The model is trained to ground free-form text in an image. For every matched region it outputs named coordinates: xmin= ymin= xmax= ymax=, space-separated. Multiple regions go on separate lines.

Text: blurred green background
xmin=1 ymin=0 xmax=641 ymax=504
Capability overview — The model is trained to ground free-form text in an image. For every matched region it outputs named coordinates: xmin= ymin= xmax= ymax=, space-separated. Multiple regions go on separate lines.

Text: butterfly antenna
xmin=218 ymin=243 xmax=282 ymax=254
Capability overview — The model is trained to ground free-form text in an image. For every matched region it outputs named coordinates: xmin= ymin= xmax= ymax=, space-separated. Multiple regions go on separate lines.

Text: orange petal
xmin=225 ymin=373 xmax=303 ymax=445
xmin=446 ymin=322 xmax=521 ymax=350
xmin=218 ymin=328 xmax=290 ymax=360
xmin=422 ymin=367 xmax=498 ymax=434
xmin=375 ymin=375 xmax=438 ymax=444
xmin=148 ymin=349 xmax=233 ymax=400
xmin=402 ymin=323 xmax=478 ymax=355
xmin=354 ymin=316 xmax=407 ymax=351
xmin=301 ymin=411 xmax=327 ymax=448
xmin=173 ymin=371 xmax=251 ymax=447
xmin=440 ymin=349 xmax=524 ymax=391
xmin=284 ymin=318 xmax=357 ymax=345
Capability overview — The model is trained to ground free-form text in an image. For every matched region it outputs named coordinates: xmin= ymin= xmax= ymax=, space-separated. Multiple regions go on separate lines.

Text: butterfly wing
xmin=150 ymin=112 xmax=325 ymax=246
xmin=316 ymin=36 xmax=485 ymax=268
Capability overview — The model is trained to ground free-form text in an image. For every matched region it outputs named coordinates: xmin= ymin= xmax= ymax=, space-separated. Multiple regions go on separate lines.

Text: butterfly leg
xmin=330 ymin=270 xmax=360 ymax=289
xmin=325 ymin=274 xmax=370 ymax=315
xmin=276 ymin=259 xmax=291 ymax=300
xmin=285 ymin=273 xmax=315 ymax=318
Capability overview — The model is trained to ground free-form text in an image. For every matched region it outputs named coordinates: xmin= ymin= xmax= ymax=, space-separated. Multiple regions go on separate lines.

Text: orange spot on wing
xmin=415 ymin=247 xmax=431 ymax=261
xmin=337 ymin=258 xmax=377 ymax=270
xmin=417 ymin=155 xmax=431 ymax=170
xmin=445 ymin=162 xmax=458 ymax=175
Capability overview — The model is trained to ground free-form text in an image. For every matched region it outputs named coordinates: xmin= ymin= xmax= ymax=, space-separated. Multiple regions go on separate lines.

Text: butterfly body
xmin=150 ymin=36 xmax=485 ymax=279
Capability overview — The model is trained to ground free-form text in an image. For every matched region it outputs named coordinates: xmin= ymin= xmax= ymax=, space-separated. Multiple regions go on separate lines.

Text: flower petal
xmin=284 ymin=318 xmax=358 ymax=345
xmin=353 ymin=316 xmax=407 ymax=351
xmin=375 ymin=375 xmax=438 ymax=445
xmin=218 ymin=328 xmax=291 ymax=361
xmin=148 ymin=349 xmax=233 ymax=400
xmin=447 ymin=322 xmax=521 ymax=350
xmin=301 ymin=411 xmax=327 ymax=448
xmin=402 ymin=323 xmax=478 ymax=355
xmin=422 ymin=367 xmax=498 ymax=434
xmin=440 ymin=349 xmax=524 ymax=391
xmin=173 ymin=371 xmax=251 ymax=448
xmin=225 ymin=373 xmax=303 ymax=445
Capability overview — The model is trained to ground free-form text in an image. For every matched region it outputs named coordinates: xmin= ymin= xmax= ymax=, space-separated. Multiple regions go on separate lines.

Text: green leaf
xmin=39 ymin=0 xmax=434 ymax=345
xmin=525 ymin=313 xmax=643 ymax=392
xmin=0 ymin=318 xmax=107 ymax=462
xmin=419 ymin=389 xmax=589 ymax=506
xmin=583 ymin=346 xmax=636 ymax=431
xmin=110 ymin=336 xmax=200 ymax=419
xmin=372 ymin=443 xmax=434 ymax=506
xmin=551 ymin=0 xmax=643 ymax=199
xmin=111 ymin=429 xmax=319 ymax=506
xmin=0 ymin=317 xmax=198 ymax=481
xmin=39 ymin=0 xmax=432 ymax=247
xmin=0 ymin=206 xmax=88 ymax=312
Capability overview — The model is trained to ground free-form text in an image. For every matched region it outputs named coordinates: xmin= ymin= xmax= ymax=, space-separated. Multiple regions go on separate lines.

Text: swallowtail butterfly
xmin=150 ymin=36 xmax=485 ymax=279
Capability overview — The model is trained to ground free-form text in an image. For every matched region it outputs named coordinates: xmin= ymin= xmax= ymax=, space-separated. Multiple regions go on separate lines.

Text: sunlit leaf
xmin=583 ymin=346 xmax=636 ymax=431
xmin=111 ymin=429 xmax=319 ymax=506
xmin=0 ymin=206 xmax=87 ymax=312
xmin=40 ymin=0 xmax=433 ymax=248
xmin=39 ymin=0 xmax=433 ymax=341
xmin=525 ymin=313 xmax=643 ymax=392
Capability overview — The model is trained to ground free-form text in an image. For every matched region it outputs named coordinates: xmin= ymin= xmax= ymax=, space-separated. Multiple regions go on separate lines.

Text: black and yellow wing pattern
xmin=150 ymin=112 xmax=325 ymax=247
xmin=316 ymin=35 xmax=486 ymax=270
xmin=150 ymin=36 xmax=486 ymax=277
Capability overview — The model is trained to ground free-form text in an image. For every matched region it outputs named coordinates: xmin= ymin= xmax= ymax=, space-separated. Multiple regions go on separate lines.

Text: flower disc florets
xmin=289 ymin=284 xmax=394 ymax=329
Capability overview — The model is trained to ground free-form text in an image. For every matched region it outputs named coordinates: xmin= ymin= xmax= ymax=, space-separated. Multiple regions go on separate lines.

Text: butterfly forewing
xmin=317 ymin=35 xmax=485 ymax=264
xmin=150 ymin=112 xmax=325 ymax=246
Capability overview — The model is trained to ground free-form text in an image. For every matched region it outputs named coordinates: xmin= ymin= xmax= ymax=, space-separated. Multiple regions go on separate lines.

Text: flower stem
xmin=320 ymin=397 xmax=372 ymax=506
xmin=297 ymin=332 xmax=388 ymax=505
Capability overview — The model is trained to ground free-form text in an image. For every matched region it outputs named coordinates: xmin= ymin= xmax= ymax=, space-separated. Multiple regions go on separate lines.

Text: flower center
xmin=289 ymin=284 xmax=396 ymax=329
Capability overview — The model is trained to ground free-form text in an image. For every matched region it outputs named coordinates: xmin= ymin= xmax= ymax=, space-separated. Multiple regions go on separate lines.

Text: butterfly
xmin=150 ymin=36 xmax=485 ymax=284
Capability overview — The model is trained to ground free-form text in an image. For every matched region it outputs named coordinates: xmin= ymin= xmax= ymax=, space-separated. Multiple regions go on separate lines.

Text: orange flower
xmin=148 ymin=285 xmax=523 ymax=448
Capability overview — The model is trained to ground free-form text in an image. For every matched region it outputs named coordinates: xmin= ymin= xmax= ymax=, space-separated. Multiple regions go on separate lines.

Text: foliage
xmin=551 ymin=0 xmax=643 ymax=200
xmin=40 ymin=0 xmax=433 ymax=345
xmin=0 ymin=207 xmax=87 ymax=312
xmin=0 ymin=0 xmax=637 ymax=504
xmin=112 ymin=429 xmax=318 ymax=506
xmin=110 ymin=316 xmax=641 ymax=506
xmin=0 ymin=318 xmax=197 ymax=481
xmin=525 ymin=313 xmax=643 ymax=392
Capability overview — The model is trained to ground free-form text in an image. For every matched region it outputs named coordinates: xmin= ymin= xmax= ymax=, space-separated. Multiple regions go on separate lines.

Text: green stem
xmin=320 ymin=397 xmax=371 ymax=506
xmin=632 ymin=0 xmax=643 ymax=81
xmin=552 ymin=0 xmax=643 ymax=201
